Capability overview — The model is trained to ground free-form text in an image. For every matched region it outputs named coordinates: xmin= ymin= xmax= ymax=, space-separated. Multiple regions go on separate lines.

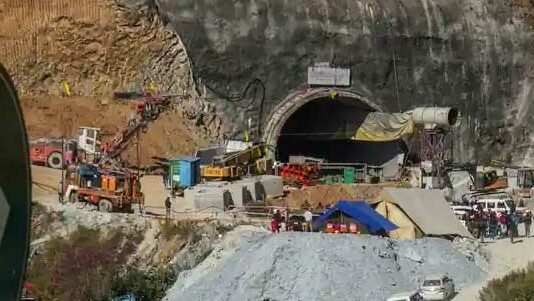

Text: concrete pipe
xmin=412 ymin=107 xmax=459 ymax=127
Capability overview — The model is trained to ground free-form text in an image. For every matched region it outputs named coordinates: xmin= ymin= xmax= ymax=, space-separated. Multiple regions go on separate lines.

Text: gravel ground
xmin=165 ymin=232 xmax=485 ymax=301
xmin=454 ymin=226 xmax=534 ymax=300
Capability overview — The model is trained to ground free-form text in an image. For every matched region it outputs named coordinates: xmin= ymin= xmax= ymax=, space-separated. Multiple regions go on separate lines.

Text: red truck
xmin=29 ymin=139 xmax=74 ymax=169
xmin=29 ymin=127 xmax=101 ymax=169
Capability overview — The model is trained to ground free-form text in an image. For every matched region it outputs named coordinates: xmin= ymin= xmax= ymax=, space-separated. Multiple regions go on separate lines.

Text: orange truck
xmin=63 ymin=165 xmax=144 ymax=212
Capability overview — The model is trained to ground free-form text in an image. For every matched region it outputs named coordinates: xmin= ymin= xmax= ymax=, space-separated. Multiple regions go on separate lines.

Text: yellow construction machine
xmin=201 ymin=143 xmax=272 ymax=180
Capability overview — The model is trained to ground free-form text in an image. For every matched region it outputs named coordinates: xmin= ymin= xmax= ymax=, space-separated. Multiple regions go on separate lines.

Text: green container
xmin=343 ymin=167 xmax=355 ymax=184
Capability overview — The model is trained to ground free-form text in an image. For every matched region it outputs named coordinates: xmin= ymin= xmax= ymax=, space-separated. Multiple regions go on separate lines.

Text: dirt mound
xmin=22 ymin=95 xmax=216 ymax=166
xmin=283 ymin=183 xmax=398 ymax=208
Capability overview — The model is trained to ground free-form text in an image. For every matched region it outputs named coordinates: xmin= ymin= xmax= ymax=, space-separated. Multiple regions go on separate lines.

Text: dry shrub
xmin=160 ymin=220 xmax=196 ymax=241
xmin=31 ymin=202 xmax=61 ymax=239
xmin=479 ymin=262 xmax=534 ymax=301
xmin=111 ymin=266 xmax=176 ymax=301
xmin=28 ymin=226 xmax=139 ymax=301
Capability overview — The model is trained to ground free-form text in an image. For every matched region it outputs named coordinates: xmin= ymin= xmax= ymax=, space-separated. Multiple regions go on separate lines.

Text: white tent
xmin=373 ymin=187 xmax=472 ymax=239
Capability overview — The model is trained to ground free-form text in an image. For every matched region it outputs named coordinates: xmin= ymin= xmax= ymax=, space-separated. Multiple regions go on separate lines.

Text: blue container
xmin=169 ymin=156 xmax=201 ymax=188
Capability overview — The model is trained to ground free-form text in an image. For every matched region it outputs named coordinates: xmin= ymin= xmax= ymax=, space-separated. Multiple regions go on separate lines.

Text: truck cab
xmin=77 ymin=126 xmax=101 ymax=161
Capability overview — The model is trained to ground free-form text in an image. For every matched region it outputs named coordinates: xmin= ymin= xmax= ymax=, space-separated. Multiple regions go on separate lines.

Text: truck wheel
xmin=98 ymin=199 xmax=113 ymax=212
xmin=68 ymin=192 xmax=78 ymax=203
xmin=47 ymin=152 xmax=63 ymax=169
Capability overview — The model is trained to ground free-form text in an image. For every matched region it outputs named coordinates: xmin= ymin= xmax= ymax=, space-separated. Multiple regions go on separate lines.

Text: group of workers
xmin=468 ymin=204 xmax=532 ymax=243
xmin=270 ymin=208 xmax=315 ymax=233
xmin=269 ymin=206 xmax=362 ymax=234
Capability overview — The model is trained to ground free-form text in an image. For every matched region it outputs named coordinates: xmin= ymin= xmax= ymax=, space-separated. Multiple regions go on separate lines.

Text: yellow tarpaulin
xmin=352 ymin=111 xmax=414 ymax=142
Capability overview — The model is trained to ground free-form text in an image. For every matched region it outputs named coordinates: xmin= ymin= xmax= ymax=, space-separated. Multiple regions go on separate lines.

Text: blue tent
xmin=315 ymin=200 xmax=398 ymax=234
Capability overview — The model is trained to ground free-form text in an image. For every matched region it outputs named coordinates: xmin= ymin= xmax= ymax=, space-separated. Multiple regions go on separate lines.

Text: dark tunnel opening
xmin=276 ymin=96 xmax=406 ymax=166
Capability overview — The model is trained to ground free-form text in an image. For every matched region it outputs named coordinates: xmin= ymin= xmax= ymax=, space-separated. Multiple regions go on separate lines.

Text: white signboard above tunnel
xmin=307 ymin=66 xmax=351 ymax=87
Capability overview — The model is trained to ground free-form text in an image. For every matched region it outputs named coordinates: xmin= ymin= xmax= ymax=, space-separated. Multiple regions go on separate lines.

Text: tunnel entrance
xmin=271 ymin=92 xmax=405 ymax=166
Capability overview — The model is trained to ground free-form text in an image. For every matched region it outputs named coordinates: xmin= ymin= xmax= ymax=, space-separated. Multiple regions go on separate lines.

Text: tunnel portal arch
xmin=262 ymin=88 xmax=389 ymax=163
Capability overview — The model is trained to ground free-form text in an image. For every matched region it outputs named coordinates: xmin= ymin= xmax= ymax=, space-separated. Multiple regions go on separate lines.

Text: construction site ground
xmin=453 ymin=226 xmax=534 ymax=300
xmin=32 ymin=165 xmax=241 ymax=220
xmin=31 ymin=165 xmax=534 ymax=299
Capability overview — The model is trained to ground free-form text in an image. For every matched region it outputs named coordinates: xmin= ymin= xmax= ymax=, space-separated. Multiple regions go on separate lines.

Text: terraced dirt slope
xmin=0 ymin=0 xmax=192 ymax=96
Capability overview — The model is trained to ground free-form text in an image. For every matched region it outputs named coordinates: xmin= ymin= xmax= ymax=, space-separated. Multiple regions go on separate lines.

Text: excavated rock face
xmin=119 ymin=0 xmax=534 ymax=164
xmin=0 ymin=0 xmax=193 ymax=97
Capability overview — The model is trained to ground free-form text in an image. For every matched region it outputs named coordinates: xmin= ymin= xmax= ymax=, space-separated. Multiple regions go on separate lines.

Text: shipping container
xmin=169 ymin=156 xmax=201 ymax=188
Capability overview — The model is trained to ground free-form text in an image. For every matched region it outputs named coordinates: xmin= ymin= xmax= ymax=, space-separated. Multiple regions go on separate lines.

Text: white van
xmin=475 ymin=198 xmax=525 ymax=214
xmin=387 ymin=291 xmax=423 ymax=301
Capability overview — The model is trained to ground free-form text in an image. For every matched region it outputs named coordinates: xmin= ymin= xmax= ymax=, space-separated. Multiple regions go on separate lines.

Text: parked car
xmin=421 ymin=275 xmax=455 ymax=300
xmin=387 ymin=290 xmax=423 ymax=301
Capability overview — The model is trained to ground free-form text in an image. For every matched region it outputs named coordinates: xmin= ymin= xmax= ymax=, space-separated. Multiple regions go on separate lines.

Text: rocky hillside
xmin=139 ymin=0 xmax=534 ymax=165
xmin=0 ymin=0 xmax=221 ymax=165
xmin=4 ymin=0 xmax=534 ymax=164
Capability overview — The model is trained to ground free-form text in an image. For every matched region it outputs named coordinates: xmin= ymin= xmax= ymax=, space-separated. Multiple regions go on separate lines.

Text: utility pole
xmin=60 ymin=137 xmax=65 ymax=203
xmin=59 ymin=111 xmax=66 ymax=203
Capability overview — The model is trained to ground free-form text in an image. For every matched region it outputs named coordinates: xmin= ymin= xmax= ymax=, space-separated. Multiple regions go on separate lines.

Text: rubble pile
xmin=283 ymin=184 xmax=389 ymax=208
xmin=32 ymin=203 xmax=147 ymax=243
xmin=453 ymin=237 xmax=490 ymax=271
xmin=165 ymin=230 xmax=486 ymax=301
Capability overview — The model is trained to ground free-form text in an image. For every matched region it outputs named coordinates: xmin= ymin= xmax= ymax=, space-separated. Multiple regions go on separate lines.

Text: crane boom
xmin=101 ymin=93 xmax=184 ymax=162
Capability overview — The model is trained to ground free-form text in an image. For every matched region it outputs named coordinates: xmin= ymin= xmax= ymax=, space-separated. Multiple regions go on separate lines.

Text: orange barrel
xmin=340 ymin=224 xmax=348 ymax=233
xmin=326 ymin=223 xmax=335 ymax=233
